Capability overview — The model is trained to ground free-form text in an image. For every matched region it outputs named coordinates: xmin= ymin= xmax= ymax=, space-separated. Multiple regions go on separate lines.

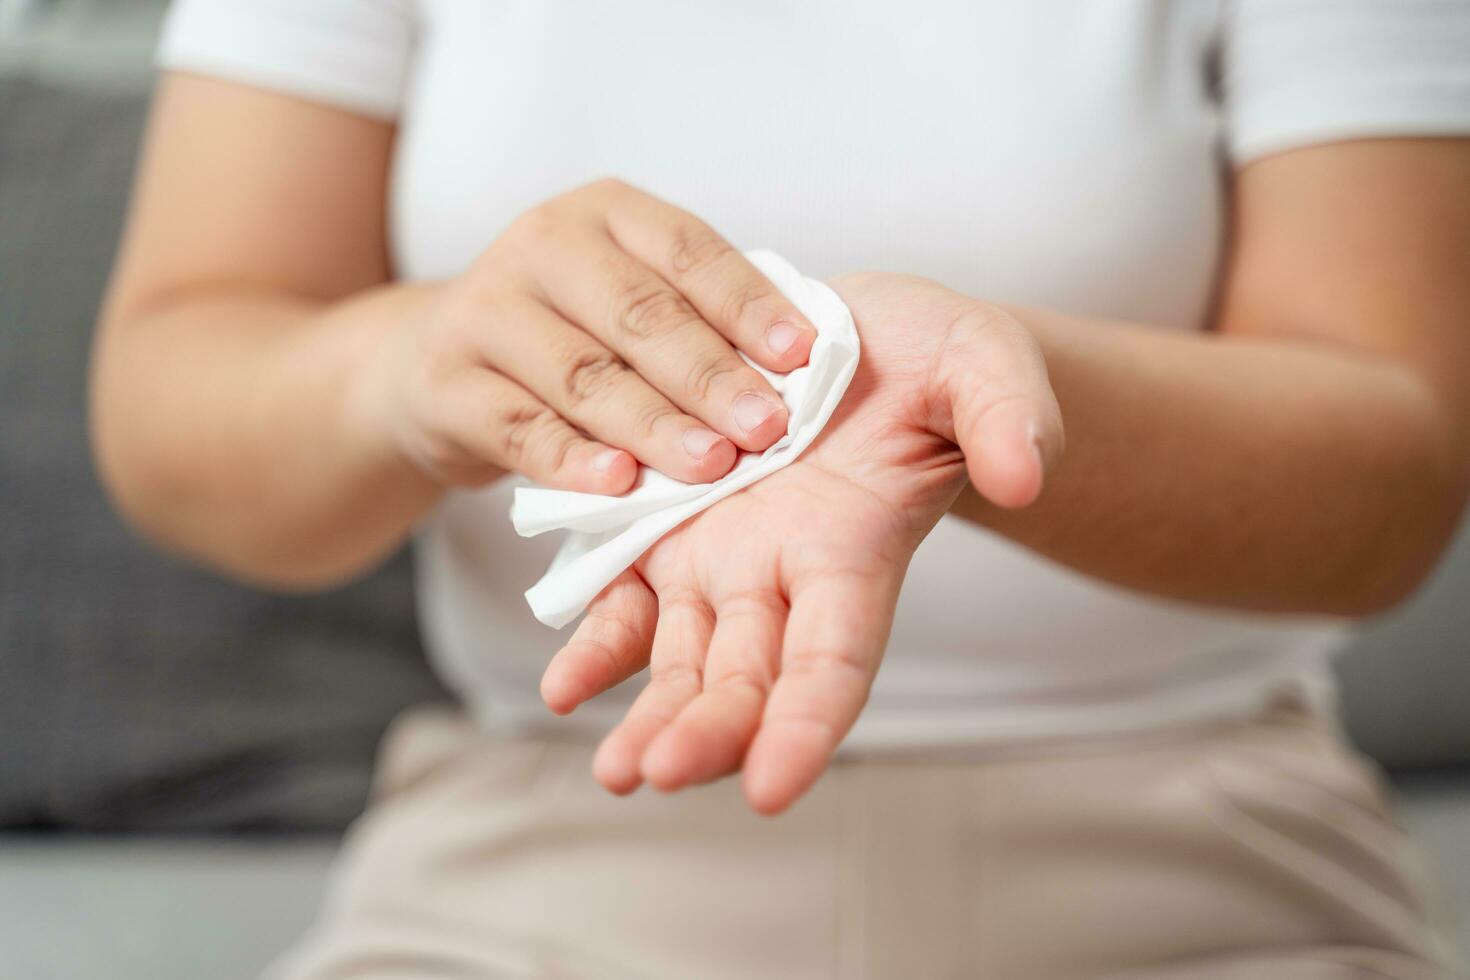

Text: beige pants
xmin=268 ymin=699 xmax=1462 ymax=980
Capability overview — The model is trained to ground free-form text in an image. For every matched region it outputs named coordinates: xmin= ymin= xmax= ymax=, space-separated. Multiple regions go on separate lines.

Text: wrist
xmin=337 ymin=280 xmax=450 ymax=496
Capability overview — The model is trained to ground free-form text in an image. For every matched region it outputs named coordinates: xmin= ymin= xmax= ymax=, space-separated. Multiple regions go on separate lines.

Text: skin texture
xmin=94 ymin=75 xmax=816 ymax=585
xmin=373 ymin=176 xmax=818 ymax=490
xmin=549 ymin=144 xmax=1470 ymax=815
xmin=541 ymin=275 xmax=1061 ymax=814
xmin=953 ymin=138 xmax=1470 ymax=616
xmin=93 ymin=75 xmax=1470 ymax=814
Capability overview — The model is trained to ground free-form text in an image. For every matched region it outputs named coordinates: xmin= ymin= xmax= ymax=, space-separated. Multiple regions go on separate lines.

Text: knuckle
xmin=715 ymin=667 xmax=772 ymax=699
xmin=561 ymin=348 xmax=627 ymax=407
xmin=574 ymin=634 xmax=634 ymax=681
xmin=666 ymin=226 xmax=733 ymax=277
xmin=544 ymin=425 xmax=579 ymax=473
xmin=661 ymin=584 xmax=713 ymax=618
xmin=613 ymin=277 xmax=691 ymax=342
xmin=721 ymin=588 xmax=787 ymax=620
xmin=718 ymin=279 xmax=771 ymax=329
xmin=507 ymin=201 xmax=560 ymax=245
xmin=683 ymin=350 xmax=741 ymax=404
xmin=585 ymin=175 xmax=630 ymax=198
xmin=586 ymin=605 xmax=643 ymax=653
xmin=934 ymin=301 xmax=1036 ymax=381
xmin=828 ymin=270 xmax=883 ymax=293
xmin=436 ymin=278 xmax=499 ymax=334
xmin=652 ymin=660 xmax=704 ymax=691
xmin=497 ymin=403 xmax=564 ymax=464
xmin=765 ymin=712 xmax=846 ymax=749
xmin=631 ymin=397 xmax=677 ymax=441
xmin=783 ymin=645 xmax=871 ymax=683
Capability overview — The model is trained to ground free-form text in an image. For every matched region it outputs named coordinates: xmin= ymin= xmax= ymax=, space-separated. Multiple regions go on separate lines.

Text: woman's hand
xmin=99 ymin=72 xmax=831 ymax=587
xmin=356 ymin=178 xmax=819 ymax=493
xmin=539 ymin=272 xmax=1064 ymax=814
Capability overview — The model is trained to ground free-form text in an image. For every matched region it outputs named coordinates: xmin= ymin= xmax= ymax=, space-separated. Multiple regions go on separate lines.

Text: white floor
xmin=0 ymin=837 xmax=338 ymax=980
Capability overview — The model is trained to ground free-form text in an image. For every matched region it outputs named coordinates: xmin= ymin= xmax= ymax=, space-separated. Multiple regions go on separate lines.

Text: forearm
xmin=91 ymin=282 xmax=449 ymax=588
xmin=952 ymin=307 xmax=1469 ymax=616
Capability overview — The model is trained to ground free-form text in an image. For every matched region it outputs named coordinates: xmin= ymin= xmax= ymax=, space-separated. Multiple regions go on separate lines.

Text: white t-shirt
xmin=158 ymin=0 xmax=1470 ymax=751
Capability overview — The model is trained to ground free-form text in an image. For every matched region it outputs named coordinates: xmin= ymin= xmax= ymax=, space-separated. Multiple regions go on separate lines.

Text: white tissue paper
xmin=510 ymin=249 xmax=861 ymax=628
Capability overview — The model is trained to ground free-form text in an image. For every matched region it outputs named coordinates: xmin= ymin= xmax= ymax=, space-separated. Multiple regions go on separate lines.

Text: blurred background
xmin=1 ymin=2 xmax=1467 ymax=977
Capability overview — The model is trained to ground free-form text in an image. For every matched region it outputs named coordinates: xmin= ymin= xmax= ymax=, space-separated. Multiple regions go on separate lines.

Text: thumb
xmin=932 ymin=305 xmax=1064 ymax=509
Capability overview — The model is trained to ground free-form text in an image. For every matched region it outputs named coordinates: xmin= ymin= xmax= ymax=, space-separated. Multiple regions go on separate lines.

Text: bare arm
xmin=951 ymin=139 xmax=1470 ymax=616
xmin=92 ymin=75 xmax=429 ymax=587
xmin=93 ymin=75 xmax=829 ymax=588
xmin=543 ymin=139 xmax=1470 ymax=814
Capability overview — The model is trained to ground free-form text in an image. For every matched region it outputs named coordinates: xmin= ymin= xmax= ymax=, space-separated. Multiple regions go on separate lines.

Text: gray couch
xmin=1 ymin=6 xmax=1466 ymax=978
xmin=0 ymin=67 xmax=446 ymax=978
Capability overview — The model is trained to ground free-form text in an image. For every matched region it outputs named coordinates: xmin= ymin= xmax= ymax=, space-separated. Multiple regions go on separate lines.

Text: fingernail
xmin=682 ymin=427 xmax=724 ymax=460
xmin=766 ymin=321 xmax=805 ymax=356
xmin=1027 ymin=420 xmax=1044 ymax=465
xmin=734 ymin=391 xmax=781 ymax=435
xmin=591 ymin=449 xmax=624 ymax=473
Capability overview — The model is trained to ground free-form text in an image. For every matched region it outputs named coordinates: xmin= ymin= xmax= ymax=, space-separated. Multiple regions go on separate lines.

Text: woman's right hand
xmin=358 ymin=178 xmax=818 ymax=494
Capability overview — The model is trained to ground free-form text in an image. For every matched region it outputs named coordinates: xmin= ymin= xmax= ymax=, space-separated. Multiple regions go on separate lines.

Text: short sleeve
xmin=1220 ymin=0 xmax=1470 ymax=165
xmin=156 ymin=0 xmax=418 ymax=121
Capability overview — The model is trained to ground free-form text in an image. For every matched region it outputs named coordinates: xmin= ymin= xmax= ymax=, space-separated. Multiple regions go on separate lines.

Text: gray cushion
xmin=0 ymin=78 xmax=447 ymax=833
xmin=1336 ymin=516 xmax=1470 ymax=771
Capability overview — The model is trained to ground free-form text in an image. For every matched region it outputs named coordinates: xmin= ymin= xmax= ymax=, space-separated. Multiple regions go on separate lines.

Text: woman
xmin=92 ymin=1 xmax=1470 ymax=976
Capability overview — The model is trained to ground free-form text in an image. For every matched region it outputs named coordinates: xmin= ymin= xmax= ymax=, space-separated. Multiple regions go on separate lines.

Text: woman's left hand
xmin=539 ymin=272 xmax=1064 ymax=814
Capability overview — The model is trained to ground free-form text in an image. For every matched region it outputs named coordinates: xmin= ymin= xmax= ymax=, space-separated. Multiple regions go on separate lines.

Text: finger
xmin=602 ymin=186 xmax=817 ymax=372
xmin=541 ymin=231 xmax=791 ymax=453
xmin=937 ymin=306 xmax=1064 ymax=509
xmin=541 ymin=571 xmax=658 ymax=715
xmin=640 ymin=590 xmax=786 ymax=792
xmin=478 ymin=297 xmax=738 ymax=484
xmin=591 ymin=592 xmax=715 ymax=795
xmin=743 ymin=569 xmax=900 ymax=816
xmin=440 ymin=369 xmax=637 ymax=493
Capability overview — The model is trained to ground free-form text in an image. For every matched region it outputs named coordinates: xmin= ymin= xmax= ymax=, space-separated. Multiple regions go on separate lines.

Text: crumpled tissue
xmin=510 ymin=249 xmax=860 ymax=628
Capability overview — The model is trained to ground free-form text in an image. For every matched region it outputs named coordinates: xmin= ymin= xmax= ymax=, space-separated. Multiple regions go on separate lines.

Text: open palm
xmin=539 ymin=272 xmax=1063 ymax=814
